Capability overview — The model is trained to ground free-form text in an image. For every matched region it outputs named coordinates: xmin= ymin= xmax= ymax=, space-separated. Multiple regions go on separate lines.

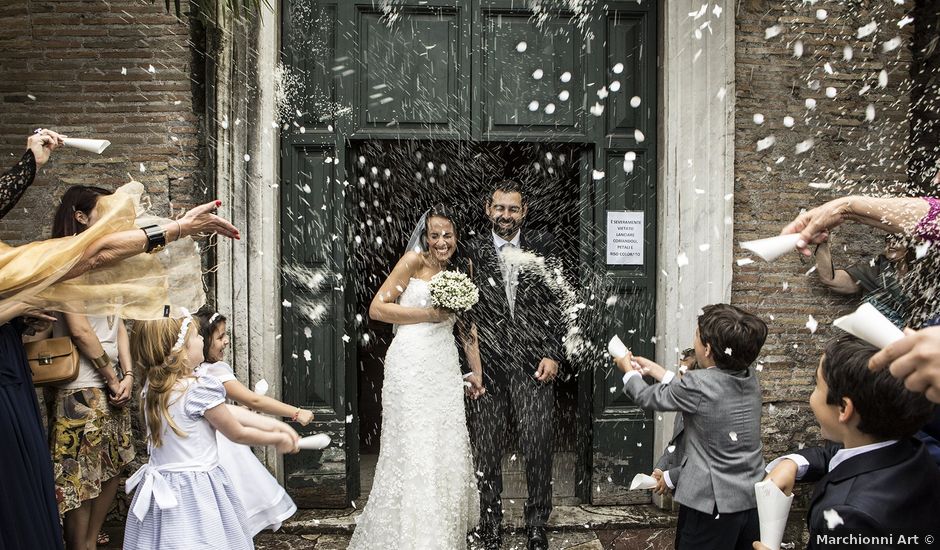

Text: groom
xmin=467 ymin=179 xmax=565 ymax=550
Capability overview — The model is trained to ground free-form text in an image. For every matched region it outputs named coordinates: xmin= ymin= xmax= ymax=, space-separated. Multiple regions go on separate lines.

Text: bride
xmin=348 ymin=204 xmax=485 ymax=549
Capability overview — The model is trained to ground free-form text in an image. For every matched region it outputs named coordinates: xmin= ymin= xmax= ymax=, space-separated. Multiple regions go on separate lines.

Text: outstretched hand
xmin=179 ymin=200 xmax=240 ymax=240
xmin=780 ymin=199 xmax=844 ymax=256
xmin=613 ymin=352 xmax=667 ymax=381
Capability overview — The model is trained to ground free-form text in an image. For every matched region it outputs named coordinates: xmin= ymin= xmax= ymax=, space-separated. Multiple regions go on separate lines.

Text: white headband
xmin=171 ymin=308 xmax=193 ymax=353
xmin=208 ymin=312 xmax=220 ymax=325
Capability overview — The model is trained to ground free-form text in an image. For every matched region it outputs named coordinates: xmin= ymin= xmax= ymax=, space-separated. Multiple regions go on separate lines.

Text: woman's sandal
xmin=97 ymin=532 xmax=110 ymax=545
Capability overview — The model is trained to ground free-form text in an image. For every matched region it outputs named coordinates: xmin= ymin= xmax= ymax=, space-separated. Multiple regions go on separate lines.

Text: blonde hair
xmin=131 ymin=317 xmax=200 ymax=447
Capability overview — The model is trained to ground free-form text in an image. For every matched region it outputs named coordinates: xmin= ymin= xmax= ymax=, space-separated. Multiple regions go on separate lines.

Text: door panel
xmin=352 ymin=4 xmax=470 ymax=138
xmin=480 ymin=10 xmax=586 ymax=140
xmin=280 ymin=143 xmax=352 ymax=508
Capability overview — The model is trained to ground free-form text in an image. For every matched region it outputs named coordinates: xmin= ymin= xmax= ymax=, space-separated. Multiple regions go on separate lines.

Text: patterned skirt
xmin=48 ymin=387 xmax=135 ymax=514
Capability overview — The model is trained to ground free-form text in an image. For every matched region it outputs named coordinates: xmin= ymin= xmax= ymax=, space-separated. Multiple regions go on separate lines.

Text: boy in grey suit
xmin=614 ymin=304 xmax=768 ymax=550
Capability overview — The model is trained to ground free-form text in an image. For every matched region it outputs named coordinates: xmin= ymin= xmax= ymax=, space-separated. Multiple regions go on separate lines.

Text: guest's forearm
xmin=841 ymin=196 xmax=929 ymax=233
xmin=62 ymin=221 xmax=184 ymax=281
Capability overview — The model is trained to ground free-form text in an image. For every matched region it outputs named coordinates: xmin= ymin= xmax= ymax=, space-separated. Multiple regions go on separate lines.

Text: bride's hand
xmin=426 ymin=308 xmax=452 ymax=323
xmin=464 ymin=373 xmax=486 ymax=399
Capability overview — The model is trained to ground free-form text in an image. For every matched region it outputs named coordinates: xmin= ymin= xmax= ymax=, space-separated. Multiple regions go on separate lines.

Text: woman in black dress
xmin=0 ymin=130 xmax=67 ymax=550
xmin=0 ymin=130 xmax=240 ymax=549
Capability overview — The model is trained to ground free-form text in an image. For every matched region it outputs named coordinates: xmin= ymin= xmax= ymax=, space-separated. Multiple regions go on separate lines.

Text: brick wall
xmin=734 ymin=0 xmax=915 ymax=458
xmin=0 ymin=0 xmax=208 ymax=243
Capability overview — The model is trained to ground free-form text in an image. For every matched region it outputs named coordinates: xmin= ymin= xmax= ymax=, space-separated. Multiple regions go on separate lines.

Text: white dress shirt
xmin=765 ymin=439 xmax=900 ymax=479
xmin=492 ymin=230 xmax=521 ymax=316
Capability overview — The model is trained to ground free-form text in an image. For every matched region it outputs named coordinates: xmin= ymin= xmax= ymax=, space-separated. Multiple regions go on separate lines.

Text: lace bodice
xmin=0 ymin=151 xmax=36 ymax=219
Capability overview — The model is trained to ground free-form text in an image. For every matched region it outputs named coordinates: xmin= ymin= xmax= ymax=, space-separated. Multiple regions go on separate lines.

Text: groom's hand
xmin=535 ymin=358 xmax=559 ymax=383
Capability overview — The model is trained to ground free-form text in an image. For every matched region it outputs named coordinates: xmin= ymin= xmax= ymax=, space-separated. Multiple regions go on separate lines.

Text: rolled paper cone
xmin=608 ymin=335 xmax=629 ymax=359
xmin=833 ymin=302 xmax=904 ymax=349
xmin=755 ymin=480 xmax=794 ymax=550
xmin=628 ymin=473 xmax=658 ymax=490
xmin=62 ymin=138 xmax=111 ymax=154
xmin=740 ymin=234 xmax=801 ymax=262
xmin=298 ymin=433 xmax=331 ymax=451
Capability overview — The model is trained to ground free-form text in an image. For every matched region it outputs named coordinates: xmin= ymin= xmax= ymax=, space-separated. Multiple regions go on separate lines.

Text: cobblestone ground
xmin=101 ymin=502 xmax=679 ymax=549
xmin=252 ymin=528 xmax=676 ymax=549
xmin=102 ymin=524 xmax=676 ymax=549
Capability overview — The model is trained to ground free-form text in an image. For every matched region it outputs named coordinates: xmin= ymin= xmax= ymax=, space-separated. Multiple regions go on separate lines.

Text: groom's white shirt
xmin=491 ymin=230 xmax=521 ymax=250
xmin=492 ymin=230 xmax=521 ymax=316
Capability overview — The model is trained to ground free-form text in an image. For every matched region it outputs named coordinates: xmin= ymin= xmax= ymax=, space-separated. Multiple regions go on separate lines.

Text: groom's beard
xmin=491 ymin=217 xmax=521 ymax=240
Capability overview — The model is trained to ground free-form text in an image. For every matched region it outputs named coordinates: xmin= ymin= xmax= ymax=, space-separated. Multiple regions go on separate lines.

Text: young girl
xmin=124 ymin=315 xmax=299 ymax=550
xmin=193 ymin=306 xmax=314 ymax=535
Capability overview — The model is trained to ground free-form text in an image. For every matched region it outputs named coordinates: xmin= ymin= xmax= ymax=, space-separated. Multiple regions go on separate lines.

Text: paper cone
xmin=63 ymin=138 xmax=111 ymax=154
xmin=298 ymin=433 xmax=331 ymax=451
xmin=833 ymin=302 xmax=904 ymax=349
xmin=629 ymin=473 xmax=658 ymax=490
xmin=741 ymin=234 xmax=801 ymax=262
xmin=608 ymin=335 xmax=629 ymax=359
xmin=254 ymin=379 xmax=269 ymax=396
xmin=755 ymin=480 xmax=794 ymax=550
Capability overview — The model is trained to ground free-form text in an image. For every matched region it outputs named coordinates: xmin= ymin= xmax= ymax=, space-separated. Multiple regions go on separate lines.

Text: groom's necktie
xmin=499 ymin=242 xmax=518 ymax=317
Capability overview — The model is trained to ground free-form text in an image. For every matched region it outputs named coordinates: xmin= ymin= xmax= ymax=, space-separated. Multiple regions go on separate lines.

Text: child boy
xmin=614 ymin=303 xmax=768 ymax=550
xmin=756 ymin=334 xmax=939 ymax=549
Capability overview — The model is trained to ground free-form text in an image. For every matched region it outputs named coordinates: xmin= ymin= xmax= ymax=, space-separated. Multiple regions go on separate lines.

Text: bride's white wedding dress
xmin=348 ymin=277 xmax=479 ymax=549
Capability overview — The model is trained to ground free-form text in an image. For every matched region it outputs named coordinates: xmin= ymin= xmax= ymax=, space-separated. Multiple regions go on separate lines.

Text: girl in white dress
xmin=193 ymin=306 xmax=314 ymax=535
xmin=124 ymin=315 xmax=299 ymax=550
xmin=348 ymin=205 xmax=484 ymax=549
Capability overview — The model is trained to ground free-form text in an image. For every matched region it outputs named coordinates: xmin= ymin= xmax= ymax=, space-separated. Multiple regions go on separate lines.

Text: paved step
xmin=102 ymin=504 xmax=677 ymax=549
xmin=279 ymin=503 xmax=676 ymax=535
xmin=254 ymin=527 xmax=676 ymax=549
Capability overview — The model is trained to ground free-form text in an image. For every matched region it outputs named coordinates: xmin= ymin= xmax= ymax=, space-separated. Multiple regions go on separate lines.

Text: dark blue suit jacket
xmin=797 ymin=438 xmax=940 ymax=549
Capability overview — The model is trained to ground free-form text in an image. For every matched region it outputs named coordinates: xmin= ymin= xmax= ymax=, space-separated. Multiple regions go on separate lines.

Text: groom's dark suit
xmin=467 ymin=230 xmax=565 ymax=530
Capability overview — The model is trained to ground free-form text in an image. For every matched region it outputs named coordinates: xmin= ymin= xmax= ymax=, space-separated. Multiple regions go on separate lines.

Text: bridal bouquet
xmin=429 ymin=270 xmax=479 ymax=312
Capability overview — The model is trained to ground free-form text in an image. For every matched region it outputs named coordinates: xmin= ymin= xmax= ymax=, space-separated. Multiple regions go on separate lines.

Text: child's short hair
xmin=697 ymin=304 xmax=768 ymax=371
xmin=823 ymin=334 xmax=934 ymax=440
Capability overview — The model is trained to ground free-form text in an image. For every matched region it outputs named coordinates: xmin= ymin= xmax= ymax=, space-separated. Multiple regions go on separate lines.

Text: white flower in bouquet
xmin=428 ymin=270 xmax=479 ymax=312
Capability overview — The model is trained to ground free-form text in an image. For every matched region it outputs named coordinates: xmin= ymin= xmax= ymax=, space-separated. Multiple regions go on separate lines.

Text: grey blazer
xmin=655 ymin=414 xmax=685 ymax=487
xmin=624 ymin=367 xmax=765 ymax=514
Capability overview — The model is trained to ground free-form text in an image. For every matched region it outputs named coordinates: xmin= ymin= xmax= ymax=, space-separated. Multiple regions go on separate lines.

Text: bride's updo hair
xmin=424 ymin=203 xmax=469 ymax=273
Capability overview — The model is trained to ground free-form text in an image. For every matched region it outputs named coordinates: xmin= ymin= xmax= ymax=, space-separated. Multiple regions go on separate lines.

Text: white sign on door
xmin=606 ymin=211 xmax=644 ymax=265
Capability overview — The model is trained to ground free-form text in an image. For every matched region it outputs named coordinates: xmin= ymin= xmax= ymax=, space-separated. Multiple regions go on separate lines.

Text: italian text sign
xmin=606 ymin=211 xmax=644 ymax=265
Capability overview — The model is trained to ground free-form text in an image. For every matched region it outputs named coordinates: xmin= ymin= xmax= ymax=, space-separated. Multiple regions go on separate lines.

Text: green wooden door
xmin=584 ymin=0 xmax=659 ymax=505
xmin=281 ymin=1 xmax=356 ymax=507
xmin=280 ymin=0 xmax=657 ymax=506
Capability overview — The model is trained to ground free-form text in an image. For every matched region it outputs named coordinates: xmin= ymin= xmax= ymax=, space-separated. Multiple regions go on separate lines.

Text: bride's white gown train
xmin=348 ymin=278 xmax=479 ymax=549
